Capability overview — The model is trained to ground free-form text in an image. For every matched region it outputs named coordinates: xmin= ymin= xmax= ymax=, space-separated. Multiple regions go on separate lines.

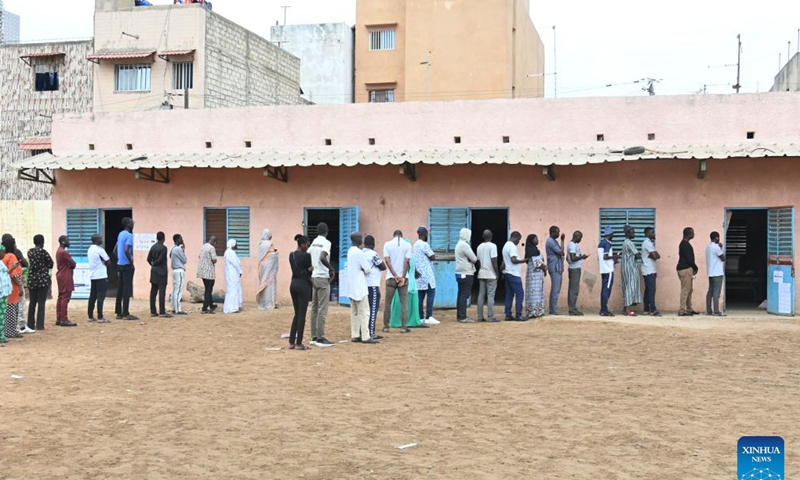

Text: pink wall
xmin=52 ymin=93 xmax=800 ymax=154
xmin=51 ymin=155 xmax=800 ymax=313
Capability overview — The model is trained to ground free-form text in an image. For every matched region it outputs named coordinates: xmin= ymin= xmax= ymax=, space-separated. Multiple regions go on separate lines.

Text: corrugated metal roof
xmin=87 ymin=50 xmax=156 ymax=60
xmin=18 ymin=137 xmax=52 ymax=151
xmin=16 ymin=144 xmax=800 ymax=171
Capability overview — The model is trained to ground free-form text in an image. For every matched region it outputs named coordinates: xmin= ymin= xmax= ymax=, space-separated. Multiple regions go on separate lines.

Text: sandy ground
xmin=1 ymin=299 xmax=799 ymax=479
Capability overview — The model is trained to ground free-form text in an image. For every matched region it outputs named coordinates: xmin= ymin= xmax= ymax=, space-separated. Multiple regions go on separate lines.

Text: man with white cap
xmin=598 ymin=226 xmax=619 ymax=317
xmin=413 ymin=226 xmax=438 ymax=325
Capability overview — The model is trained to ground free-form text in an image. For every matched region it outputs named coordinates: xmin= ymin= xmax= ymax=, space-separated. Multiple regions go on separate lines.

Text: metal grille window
xmin=599 ymin=208 xmax=656 ymax=260
xmin=172 ymin=61 xmax=194 ymax=90
xmin=369 ymin=89 xmax=394 ymax=103
xmin=429 ymin=207 xmax=469 ymax=255
xmin=34 ymin=64 xmax=59 ymax=91
xmin=66 ymin=209 xmax=100 ymax=257
xmin=368 ymin=29 xmax=395 ymax=51
xmin=204 ymin=207 xmax=250 ymax=257
xmin=115 ymin=64 xmax=152 ymax=92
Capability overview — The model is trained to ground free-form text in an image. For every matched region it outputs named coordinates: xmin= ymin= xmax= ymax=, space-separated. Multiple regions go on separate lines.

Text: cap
xmin=417 ymin=226 xmax=428 ymax=234
xmin=604 ymin=226 xmax=614 ymax=236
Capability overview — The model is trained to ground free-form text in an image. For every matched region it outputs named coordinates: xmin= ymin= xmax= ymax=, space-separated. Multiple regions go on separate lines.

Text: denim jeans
xmin=504 ymin=274 xmax=524 ymax=319
xmin=548 ymin=267 xmax=563 ymax=314
xmin=418 ymin=287 xmax=435 ymax=320
xmin=601 ymin=272 xmax=614 ymax=314
xmin=643 ymin=273 xmax=657 ymax=313
xmin=706 ymin=275 xmax=724 ymax=314
xmin=456 ymin=275 xmax=473 ymax=320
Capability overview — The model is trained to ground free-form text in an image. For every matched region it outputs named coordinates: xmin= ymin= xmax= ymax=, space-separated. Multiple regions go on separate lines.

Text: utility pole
xmin=280 ymin=5 xmax=290 ymax=26
xmin=552 ymin=25 xmax=558 ymax=98
xmin=733 ymin=34 xmax=742 ymax=93
xmin=184 ymin=86 xmax=189 ymax=109
xmin=420 ymin=51 xmax=432 ymax=101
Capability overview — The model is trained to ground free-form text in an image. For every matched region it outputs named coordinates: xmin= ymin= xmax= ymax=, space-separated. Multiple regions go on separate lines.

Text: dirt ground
xmin=1 ymin=299 xmax=799 ymax=479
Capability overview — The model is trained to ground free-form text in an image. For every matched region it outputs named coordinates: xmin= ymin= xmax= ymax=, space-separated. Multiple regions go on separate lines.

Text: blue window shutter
xmin=226 ymin=208 xmax=251 ymax=257
xmin=338 ymin=207 xmax=360 ymax=306
xmin=66 ymin=209 xmax=100 ymax=257
xmin=429 ymin=207 xmax=469 ymax=254
xmin=768 ymin=208 xmax=794 ymax=259
xmin=599 ymin=208 xmax=656 ymax=261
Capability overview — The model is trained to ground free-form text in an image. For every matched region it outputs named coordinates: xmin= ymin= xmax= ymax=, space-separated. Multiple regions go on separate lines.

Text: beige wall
xmin=93 ymin=5 xmax=207 ymax=113
xmin=0 ymin=200 xmax=52 ymax=252
xmin=355 ymin=0 xmax=544 ymax=102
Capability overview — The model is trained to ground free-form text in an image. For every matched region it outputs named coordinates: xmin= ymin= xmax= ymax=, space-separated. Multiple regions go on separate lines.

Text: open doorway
xmin=103 ymin=209 xmax=132 ymax=297
xmin=305 ymin=209 xmax=341 ymax=301
xmin=724 ymin=209 xmax=767 ymax=309
xmin=469 ymin=208 xmax=509 ymax=301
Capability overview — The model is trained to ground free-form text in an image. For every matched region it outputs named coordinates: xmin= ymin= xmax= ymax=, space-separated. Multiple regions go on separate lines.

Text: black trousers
xmin=89 ymin=279 xmax=108 ymax=319
xmin=28 ymin=287 xmax=49 ymax=330
xmin=290 ymin=280 xmax=312 ymax=345
xmin=456 ymin=275 xmax=474 ymax=320
xmin=115 ymin=264 xmax=134 ymax=317
xmin=202 ymin=278 xmax=215 ymax=312
xmin=150 ymin=281 xmax=167 ymax=315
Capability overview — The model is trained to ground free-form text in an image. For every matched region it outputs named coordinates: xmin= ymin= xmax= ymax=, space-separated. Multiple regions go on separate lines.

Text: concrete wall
xmin=93 ymin=5 xmax=208 ymax=113
xmin=0 ymin=200 xmax=52 ymax=253
xmin=270 ymin=23 xmax=354 ymax=104
xmin=0 ymin=40 xmax=94 ymax=200
xmin=771 ymin=53 xmax=800 ymax=92
xmin=205 ymin=12 xmax=303 ymax=108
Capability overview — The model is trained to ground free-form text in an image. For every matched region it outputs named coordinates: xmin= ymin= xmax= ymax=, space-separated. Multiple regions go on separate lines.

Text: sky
xmin=5 ymin=0 xmax=800 ymax=98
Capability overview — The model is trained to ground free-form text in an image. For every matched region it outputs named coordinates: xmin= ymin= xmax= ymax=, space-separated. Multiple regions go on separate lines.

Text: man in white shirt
xmin=413 ymin=227 xmax=438 ymax=324
xmin=308 ymin=223 xmax=335 ymax=347
xmin=476 ymin=229 xmax=499 ymax=322
xmin=598 ymin=227 xmax=619 ymax=316
xmin=641 ymin=227 xmax=662 ymax=316
xmin=382 ymin=230 xmax=412 ymax=333
xmin=705 ymin=231 xmax=726 ymax=316
xmin=87 ymin=234 xmax=111 ymax=323
xmin=502 ymin=231 xmax=526 ymax=321
xmin=567 ymin=231 xmax=590 ymax=316
xmin=363 ymin=235 xmax=386 ymax=340
xmin=347 ymin=233 xmax=379 ymax=344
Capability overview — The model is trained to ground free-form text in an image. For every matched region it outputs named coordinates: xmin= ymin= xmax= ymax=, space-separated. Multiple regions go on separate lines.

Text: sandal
xmin=295 ymin=344 xmax=309 ymax=351
xmin=400 ymin=328 xmax=411 ymax=333
xmin=381 ymin=327 xmax=390 ymax=333
xmin=625 ymin=311 xmax=637 ymax=317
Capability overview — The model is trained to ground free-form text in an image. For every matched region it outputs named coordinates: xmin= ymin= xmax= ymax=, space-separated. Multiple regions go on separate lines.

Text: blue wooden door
xmin=767 ymin=207 xmax=795 ymax=316
xmin=338 ymin=206 xmax=360 ymax=305
xmin=429 ymin=207 xmax=469 ymax=308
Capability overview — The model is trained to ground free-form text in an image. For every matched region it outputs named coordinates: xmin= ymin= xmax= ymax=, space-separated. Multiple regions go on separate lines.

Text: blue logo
xmin=738 ymin=436 xmax=784 ymax=480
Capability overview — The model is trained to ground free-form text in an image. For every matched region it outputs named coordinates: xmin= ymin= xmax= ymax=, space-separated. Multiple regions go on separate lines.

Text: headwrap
xmin=525 ymin=234 xmax=540 ymax=258
xmin=459 ymin=228 xmax=471 ymax=242
xmin=227 ymin=239 xmax=237 ymax=249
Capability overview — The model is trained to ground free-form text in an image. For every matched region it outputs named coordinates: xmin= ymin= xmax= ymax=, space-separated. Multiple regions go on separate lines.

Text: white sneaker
xmin=21 ymin=326 xmax=36 ymax=334
xmin=424 ymin=317 xmax=441 ymax=325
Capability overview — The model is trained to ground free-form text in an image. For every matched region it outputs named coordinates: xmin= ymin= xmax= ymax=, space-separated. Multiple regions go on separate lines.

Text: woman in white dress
xmin=223 ymin=239 xmax=243 ymax=314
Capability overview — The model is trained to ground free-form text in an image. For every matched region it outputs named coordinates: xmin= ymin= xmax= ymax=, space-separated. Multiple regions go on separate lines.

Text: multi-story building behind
xmin=0 ymin=0 xmax=21 ymax=44
xmin=92 ymin=0 xmax=306 ymax=113
xmin=354 ymin=0 xmax=545 ymax=103
xmin=271 ymin=23 xmax=354 ymax=104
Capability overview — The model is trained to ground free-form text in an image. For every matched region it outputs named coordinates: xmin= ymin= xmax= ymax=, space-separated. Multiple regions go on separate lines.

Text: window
xmin=428 ymin=207 xmax=469 ymax=254
xmin=599 ymin=208 xmax=656 ymax=260
xmin=369 ymin=89 xmax=394 ymax=103
xmin=204 ymin=207 xmax=250 ymax=257
xmin=369 ymin=29 xmax=395 ymax=51
xmin=66 ymin=209 xmax=100 ymax=257
xmin=34 ymin=64 xmax=59 ymax=92
xmin=115 ymin=64 xmax=152 ymax=92
xmin=29 ymin=149 xmax=52 ymax=157
xmin=172 ymin=61 xmax=194 ymax=90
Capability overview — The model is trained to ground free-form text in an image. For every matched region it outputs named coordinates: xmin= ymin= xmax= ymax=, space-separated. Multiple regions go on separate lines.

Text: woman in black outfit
xmin=289 ymin=234 xmax=312 ymax=350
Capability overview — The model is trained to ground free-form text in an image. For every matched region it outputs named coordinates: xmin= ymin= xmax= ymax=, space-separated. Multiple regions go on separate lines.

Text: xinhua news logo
xmin=738 ymin=436 xmax=784 ymax=480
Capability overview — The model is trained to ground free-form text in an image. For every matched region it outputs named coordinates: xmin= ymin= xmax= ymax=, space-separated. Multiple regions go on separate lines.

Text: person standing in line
xmin=705 ymin=231 xmax=727 ymax=316
xmin=114 ymin=217 xmax=136 ymax=320
xmin=677 ymin=227 xmax=699 ymax=316
xmin=525 ymin=234 xmax=548 ymax=319
xmin=545 ymin=226 xmax=565 ymax=315
xmin=382 ymin=230 xmax=412 ymax=333
xmin=641 ymin=227 xmax=661 ymax=317
xmin=223 ymin=239 xmax=243 ymax=314
xmin=308 ymin=223 xmax=335 ymax=347
xmin=55 ymin=235 xmax=77 ymax=327
xmin=363 ymin=235 xmax=386 ymax=339
xmin=87 ymin=234 xmax=111 ymax=323
xmin=147 ymin=232 xmax=171 ymax=318
xmin=567 ymin=231 xmax=589 ymax=316
xmin=26 ymin=234 xmax=53 ymax=331
xmin=0 ymin=246 xmax=13 ymax=345
xmin=5 ymin=235 xmax=32 ymax=335
xmin=288 ymin=235 xmax=313 ymax=350
xmin=197 ymin=236 xmax=218 ymax=315
xmin=598 ymin=227 xmax=619 ymax=317
xmin=476 ymin=229 xmax=499 ymax=323
xmin=620 ymin=225 xmax=643 ymax=316
xmin=2 ymin=239 xmax=24 ymax=338
xmin=347 ymin=232 xmax=379 ymax=344
xmin=256 ymin=229 xmax=279 ymax=310
xmin=503 ymin=231 xmax=526 ymax=321
xmin=455 ymin=228 xmax=477 ymax=323
xmin=170 ymin=234 xmax=188 ymax=315
xmin=413 ymin=226 xmax=438 ymax=324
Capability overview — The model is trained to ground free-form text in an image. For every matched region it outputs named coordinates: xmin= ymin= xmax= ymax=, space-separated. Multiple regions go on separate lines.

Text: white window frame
xmin=369 ymin=89 xmax=395 ymax=103
xmin=115 ymin=64 xmax=152 ymax=92
xmin=368 ymin=29 xmax=395 ymax=51
xmin=172 ymin=61 xmax=194 ymax=90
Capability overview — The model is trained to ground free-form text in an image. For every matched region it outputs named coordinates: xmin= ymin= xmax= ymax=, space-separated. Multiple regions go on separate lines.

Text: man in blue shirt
xmin=114 ymin=217 xmax=137 ymax=320
xmin=545 ymin=226 xmax=565 ymax=315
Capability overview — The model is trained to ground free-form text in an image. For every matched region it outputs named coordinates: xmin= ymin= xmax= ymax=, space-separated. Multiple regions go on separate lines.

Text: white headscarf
xmin=459 ymin=228 xmax=471 ymax=242
xmin=261 ymin=229 xmax=272 ymax=241
xmin=227 ymin=239 xmax=237 ymax=250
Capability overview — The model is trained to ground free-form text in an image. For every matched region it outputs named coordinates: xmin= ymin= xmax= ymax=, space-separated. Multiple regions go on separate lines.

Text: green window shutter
xmin=227 ymin=207 xmax=251 ymax=257
xmin=66 ymin=209 xmax=100 ymax=257
xmin=599 ymin=208 xmax=656 ymax=262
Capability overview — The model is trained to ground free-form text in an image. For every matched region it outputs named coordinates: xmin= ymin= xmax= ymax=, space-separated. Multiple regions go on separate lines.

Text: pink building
xmin=18 ymin=93 xmax=800 ymax=315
